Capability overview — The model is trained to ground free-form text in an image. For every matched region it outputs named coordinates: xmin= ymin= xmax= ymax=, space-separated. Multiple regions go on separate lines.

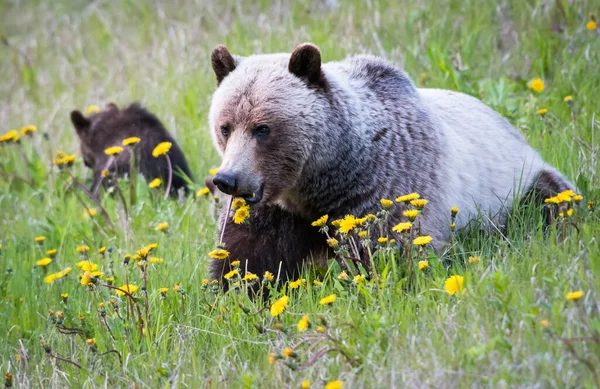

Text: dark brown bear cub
xmin=70 ymin=103 xmax=193 ymax=195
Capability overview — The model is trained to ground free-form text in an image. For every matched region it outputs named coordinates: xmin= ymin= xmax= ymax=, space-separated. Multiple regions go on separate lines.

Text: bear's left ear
xmin=289 ymin=43 xmax=322 ymax=84
xmin=70 ymin=110 xmax=90 ymax=136
xmin=211 ymin=45 xmax=238 ymax=86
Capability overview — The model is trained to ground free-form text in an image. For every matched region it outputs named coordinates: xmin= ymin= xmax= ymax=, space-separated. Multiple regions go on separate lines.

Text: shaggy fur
xmin=70 ymin=103 xmax=193 ymax=195
xmin=208 ymin=43 xmax=575 ymax=282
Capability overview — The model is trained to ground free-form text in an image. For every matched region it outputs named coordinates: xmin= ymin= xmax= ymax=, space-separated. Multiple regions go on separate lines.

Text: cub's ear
xmin=211 ymin=45 xmax=238 ymax=86
xmin=70 ymin=110 xmax=90 ymax=135
xmin=289 ymin=43 xmax=322 ymax=84
xmin=106 ymin=102 xmax=119 ymax=111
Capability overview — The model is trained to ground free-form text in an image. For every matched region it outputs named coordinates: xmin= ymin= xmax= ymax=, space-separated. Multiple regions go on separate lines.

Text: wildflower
xmin=403 ymin=209 xmax=419 ymax=221
xmin=444 ymin=275 xmax=465 ymax=295
xmin=0 ymin=130 xmax=19 ymax=142
xmin=76 ymin=245 xmax=90 ymax=253
xmin=564 ymin=95 xmax=573 ymax=103
xmin=232 ymin=197 xmax=246 ymax=208
xmin=86 ymin=338 xmax=96 ymax=347
xmin=155 ymin=222 xmax=168 ymax=231
xmin=380 ymin=198 xmax=393 ymax=209
xmin=390 ymin=239 xmax=396 ymax=243
xmin=173 ymin=283 xmax=183 ymax=292
xmin=224 ymin=269 xmax=238 ymax=279
xmin=358 ymin=231 xmax=368 ymax=239
xmin=450 ymin=223 xmax=456 ymax=230
xmin=104 ymin=146 xmax=123 ymax=156
xmin=353 ymin=274 xmax=365 ymax=284
xmin=468 ymin=256 xmax=480 ymax=264
xmin=98 ymin=246 xmax=106 ymax=254
xmin=544 ymin=196 xmax=561 ymax=204
xmin=537 ymin=108 xmax=548 ymax=116
xmin=338 ymin=271 xmax=348 ymax=281
xmin=77 ymin=261 xmax=98 ymax=272
xmin=116 ymin=284 xmax=138 ymax=296
xmin=80 ymin=272 xmax=95 ymax=286
xmin=316 ymin=325 xmax=325 ymax=332
xmin=396 ymin=193 xmax=420 ymax=203
xmin=270 ymin=295 xmax=289 ymax=317
xmin=418 ymin=260 xmax=429 ymax=270
xmin=106 ymin=277 xmax=114 ymax=285
xmin=298 ymin=315 xmax=310 ymax=331
xmin=85 ymin=105 xmax=100 ymax=115
xmin=37 ymin=258 xmax=52 ymax=267
xmin=86 ymin=208 xmax=97 ymax=217
xmin=53 ymin=154 xmax=76 ymax=168
xmin=152 ymin=142 xmax=172 ymax=157
xmin=283 ymin=347 xmax=295 ymax=358
xmin=196 ymin=187 xmax=210 ymax=197
xmin=233 ymin=205 xmax=250 ymax=224
xmin=529 ymin=78 xmax=545 ymax=93
xmin=301 ymin=380 xmax=311 ymax=389
xmin=539 ymin=320 xmax=550 ymax=327
xmin=46 ymin=249 xmax=57 ymax=257
xmin=587 ymin=20 xmax=597 ymax=31
xmin=320 ymin=294 xmax=336 ymax=305
xmin=231 ymin=260 xmax=241 ymax=267
xmin=572 ymin=195 xmax=583 ymax=203
xmin=268 ymin=353 xmax=276 ymax=364
xmin=159 ymin=287 xmax=169 ymax=297
xmin=242 ymin=272 xmax=258 ymax=281
xmin=392 ymin=222 xmax=412 ymax=233
xmin=149 ymin=257 xmax=163 ymax=264
xmin=122 ymin=137 xmax=141 ymax=146
xmin=61 ymin=293 xmax=68 ymax=303
xmin=311 ymin=214 xmax=329 ymax=227
xmin=588 ymin=201 xmax=594 ymax=210
xmin=377 ymin=237 xmax=388 ymax=244
xmin=451 ymin=206 xmax=459 ymax=216
xmin=208 ymin=249 xmax=229 ymax=259
xmin=313 ymin=280 xmax=323 ymax=286
xmin=338 ymin=215 xmax=358 ymax=234
xmin=35 ymin=236 xmax=46 ymax=244
xmin=149 ymin=178 xmax=161 ymax=188
xmin=365 ymin=213 xmax=377 ymax=222
xmin=209 ymin=168 xmax=219 ymax=176
xmin=566 ymin=290 xmax=584 ymax=301
xmin=62 ymin=267 xmax=72 ymax=276
xmin=410 ymin=199 xmax=428 ymax=209
xmin=326 ymin=238 xmax=339 ymax=249
xmin=325 ymin=381 xmax=343 ymax=389
xmin=20 ymin=125 xmax=37 ymax=136
xmin=413 ymin=235 xmax=433 ymax=246
xmin=290 ymin=279 xmax=304 ymax=289
xmin=44 ymin=273 xmax=58 ymax=283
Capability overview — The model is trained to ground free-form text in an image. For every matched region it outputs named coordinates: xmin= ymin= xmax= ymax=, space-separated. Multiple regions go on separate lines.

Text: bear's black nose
xmin=213 ymin=173 xmax=237 ymax=195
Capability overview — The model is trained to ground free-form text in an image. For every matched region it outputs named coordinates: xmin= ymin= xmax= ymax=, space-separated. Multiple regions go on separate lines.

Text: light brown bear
xmin=208 ymin=43 xmax=575 ymax=283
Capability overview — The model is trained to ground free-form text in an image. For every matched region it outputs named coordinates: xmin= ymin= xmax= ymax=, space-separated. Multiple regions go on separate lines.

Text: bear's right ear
xmin=70 ymin=110 xmax=91 ymax=136
xmin=211 ymin=45 xmax=237 ymax=86
xmin=289 ymin=43 xmax=322 ymax=84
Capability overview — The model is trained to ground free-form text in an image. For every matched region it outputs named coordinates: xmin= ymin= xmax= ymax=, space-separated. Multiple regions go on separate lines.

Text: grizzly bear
xmin=70 ymin=103 xmax=193 ymax=195
xmin=207 ymin=43 xmax=575 ymax=283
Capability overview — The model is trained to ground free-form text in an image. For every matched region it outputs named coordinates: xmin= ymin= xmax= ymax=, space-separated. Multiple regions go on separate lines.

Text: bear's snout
xmin=213 ymin=171 xmax=264 ymax=204
xmin=213 ymin=172 xmax=237 ymax=194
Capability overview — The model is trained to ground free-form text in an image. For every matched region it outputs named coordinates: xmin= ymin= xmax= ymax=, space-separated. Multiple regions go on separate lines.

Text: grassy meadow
xmin=1 ymin=0 xmax=600 ymax=387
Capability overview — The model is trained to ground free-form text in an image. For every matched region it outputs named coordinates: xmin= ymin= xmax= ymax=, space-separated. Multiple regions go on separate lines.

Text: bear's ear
xmin=289 ymin=43 xmax=322 ymax=84
xmin=211 ymin=45 xmax=237 ymax=86
xmin=106 ymin=102 xmax=119 ymax=111
xmin=70 ymin=110 xmax=91 ymax=136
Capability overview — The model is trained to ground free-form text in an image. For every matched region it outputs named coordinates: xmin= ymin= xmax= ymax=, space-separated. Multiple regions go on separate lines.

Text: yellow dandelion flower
xmin=101 ymin=169 xmax=109 ymax=178
xmin=289 ymin=279 xmax=303 ymax=289
xmin=63 ymin=267 xmax=72 ymax=276
xmin=316 ymin=325 xmax=325 ymax=332
xmin=20 ymin=125 xmax=37 ymax=136
xmin=233 ymin=205 xmax=250 ymax=224
xmin=529 ymin=78 xmax=545 ymax=93
xmin=588 ymin=200 xmax=594 ymax=210
xmin=451 ymin=206 xmax=459 ymax=216
xmin=264 ymin=271 xmax=274 ymax=281
xmin=76 ymin=245 xmax=90 ymax=253
xmin=173 ymin=283 xmax=183 ymax=292
xmin=566 ymin=290 xmax=584 ymax=301
xmin=338 ymin=271 xmax=348 ymax=281
xmin=242 ymin=272 xmax=258 ymax=281
xmin=122 ymin=137 xmax=141 ymax=146
xmin=86 ymin=338 xmax=96 ymax=346
xmin=159 ymin=287 xmax=169 ymax=295
xmin=392 ymin=222 xmax=412 ymax=233
xmin=353 ymin=274 xmax=365 ymax=284
xmin=403 ymin=209 xmax=419 ymax=221
xmin=208 ymin=167 xmax=219 ymax=176
xmin=326 ymin=238 xmax=339 ymax=249
xmin=268 ymin=353 xmax=276 ymax=364
xmin=297 ymin=315 xmax=310 ymax=332
xmin=325 ymin=381 xmax=343 ymax=389
xmin=380 ymin=198 xmax=393 ymax=209
xmin=572 ymin=195 xmax=583 ymax=203
xmin=444 ymin=275 xmax=465 ymax=295
xmin=152 ymin=142 xmax=172 ymax=157
xmin=80 ymin=272 xmax=94 ymax=286
xmin=365 ymin=213 xmax=377 ymax=222
xmin=564 ymin=95 xmax=573 ymax=102
xmin=224 ymin=269 xmax=238 ymax=279
xmin=377 ymin=237 xmax=388 ymax=244
xmin=208 ymin=249 xmax=229 ymax=260
xmin=338 ymin=215 xmax=358 ymax=234
xmin=35 ymin=236 xmax=46 ymax=243
xmin=537 ymin=108 xmax=548 ymax=115
xmin=44 ymin=273 xmax=58 ymax=284
xmin=587 ymin=20 xmax=597 ymax=31
xmin=155 ymin=222 xmax=168 ymax=231
xmin=270 ymin=295 xmax=289 ymax=317
xmin=84 ymin=105 xmax=100 ymax=115
xmin=231 ymin=197 xmax=246 ymax=208
xmin=320 ymin=294 xmax=336 ymax=305
xmin=61 ymin=293 xmax=68 ymax=299
xmin=116 ymin=284 xmax=138 ymax=296
xmin=104 ymin=146 xmax=124 ymax=156
xmin=46 ymin=249 xmax=57 ymax=257
xmin=413 ymin=235 xmax=433 ymax=246
xmin=410 ymin=199 xmax=428 ymax=209
xmin=76 ymin=261 xmax=98 ymax=272
xmin=311 ymin=214 xmax=329 ymax=227
xmin=149 ymin=178 xmax=162 ymax=188
xmin=85 ymin=208 xmax=97 ymax=218
xmin=301 ymin=380 xmax=311 ymax=389
xmin=313 ymin=280 xmax=323 ymax=286
xmin=149 ymin=257 xmax=163 ymax=264
xmin=544 ymin=196 xmax=561 ymax=204
xmin=418 ymin=260 xmax=429 ymax=270
xmin=396 ymin=193 xmax=420 ymax=203
xmin=98 ymin=246 xmax=106 ymax=254
xmin=37 ymin=258 xmax=52 ymax=267
xmin=358 ymin=231 xmax=368 ymax=239
xmin=196 ymin=187 xmax=210 ymax=197
xmin=468 ymin=256 xmax=480 ymax=264
xmin=231 ymin=260 xmax=241 ymax=267
xmin=539 ymin=320 xmax=550 ymax=327
xmin=450 ymin=223 xmax=456 ymax=230
xmin=283 ymin=347 xmax=295 ymax=358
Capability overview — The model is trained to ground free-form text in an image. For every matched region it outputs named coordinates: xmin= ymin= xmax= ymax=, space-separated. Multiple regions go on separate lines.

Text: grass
xmin=1 ymin=0 xmax=600 ymax=387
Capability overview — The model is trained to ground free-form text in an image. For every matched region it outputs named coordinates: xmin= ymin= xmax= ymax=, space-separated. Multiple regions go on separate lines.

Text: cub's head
xmin=208 ymin=43 xmax=326 ymax=206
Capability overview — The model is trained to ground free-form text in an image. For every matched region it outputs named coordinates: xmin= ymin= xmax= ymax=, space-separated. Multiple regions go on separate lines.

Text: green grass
xmin=1 ymin=0 xmax=600 ymax=387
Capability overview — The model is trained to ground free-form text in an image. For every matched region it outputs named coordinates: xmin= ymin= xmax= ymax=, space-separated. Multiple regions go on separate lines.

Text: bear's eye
xmin=254 ymin=125 xmax=270 ymax=138
xmin=220 ymin=125 xmax=230 ymax=138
